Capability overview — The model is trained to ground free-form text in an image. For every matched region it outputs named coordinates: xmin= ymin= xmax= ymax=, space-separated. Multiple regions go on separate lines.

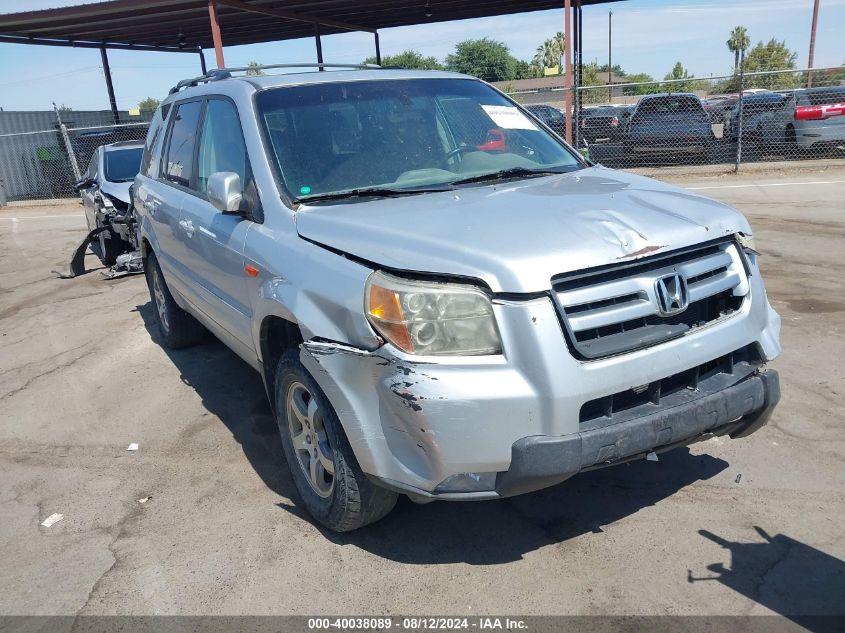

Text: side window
xmin=196 ymin=99 xmax=247 ymax=194
xmin=163 ymin=100 xmax=202 ymax=188
xmin=140 ymin=107 xmax=166 ymax=178
xmin=87 ymin=152 xmax=98 ymax=180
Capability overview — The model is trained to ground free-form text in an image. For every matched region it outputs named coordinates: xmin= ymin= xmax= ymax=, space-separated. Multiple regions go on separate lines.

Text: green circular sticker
xmin=299 ymin=185 xmax=312 ymax=195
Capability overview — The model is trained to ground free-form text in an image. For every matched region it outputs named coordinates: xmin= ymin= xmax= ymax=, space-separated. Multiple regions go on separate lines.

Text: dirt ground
xmin=0 ymin=168 xmax=843 ymax=621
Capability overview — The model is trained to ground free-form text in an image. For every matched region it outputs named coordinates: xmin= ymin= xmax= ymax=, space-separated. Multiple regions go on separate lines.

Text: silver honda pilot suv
xmin=135 ymin=67 xmax=781 ymax=532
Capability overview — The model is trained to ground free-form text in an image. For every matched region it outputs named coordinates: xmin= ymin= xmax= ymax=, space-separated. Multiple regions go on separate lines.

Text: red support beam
xmin=208 ymin=0 xmax=224 ymax=68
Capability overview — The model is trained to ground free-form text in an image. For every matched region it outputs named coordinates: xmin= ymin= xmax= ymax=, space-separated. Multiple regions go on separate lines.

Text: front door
xmin=177 ymin=98 xmax=255 ymax=351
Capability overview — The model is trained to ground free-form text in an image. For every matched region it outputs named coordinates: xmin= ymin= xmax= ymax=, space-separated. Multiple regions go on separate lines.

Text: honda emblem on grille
xmin=655 ymin=273 xmax=689 ymax=315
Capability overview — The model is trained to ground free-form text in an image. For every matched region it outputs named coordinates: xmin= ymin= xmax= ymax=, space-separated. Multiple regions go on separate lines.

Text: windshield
xmin=256 ymin=78 xmax=581 ymax=201
xmin=104 ymin=147 xmax=143 ymax=182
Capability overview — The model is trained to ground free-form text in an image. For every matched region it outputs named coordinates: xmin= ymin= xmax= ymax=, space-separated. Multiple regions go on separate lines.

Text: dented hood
xmin=99 ymin=180 xmax=132 ymax=205
xmin=295 ymin=167 xmax=751 ymax=293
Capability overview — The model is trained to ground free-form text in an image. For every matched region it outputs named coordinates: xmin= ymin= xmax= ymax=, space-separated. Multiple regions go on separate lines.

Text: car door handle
xmin=144 ymin=198 xmax=161 ymax=214
xmin=178 ymin=219 xmax=195 ymax=238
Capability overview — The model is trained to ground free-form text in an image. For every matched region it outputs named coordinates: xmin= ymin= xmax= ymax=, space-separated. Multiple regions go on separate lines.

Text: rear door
xmin=177 ymin=97 xmax=256 ymax=352
xmin=144 ymin=99 xmax=202 ymax=290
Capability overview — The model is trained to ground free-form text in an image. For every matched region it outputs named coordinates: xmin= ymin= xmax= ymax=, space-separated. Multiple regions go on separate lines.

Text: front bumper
xmin=495 ymin=368 xmax=779 ymax=497
xmin=300 ymin=258 xmax=781 ymax=500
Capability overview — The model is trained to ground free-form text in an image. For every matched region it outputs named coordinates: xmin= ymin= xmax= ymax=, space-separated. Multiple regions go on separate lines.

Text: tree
xmin=445 ymin=38 xmax=520 ymax=82
xmin=246 ymin=61 xmax=264 ymax=76
xmin=363 ymin=50 xmax=443 ymax=70
xmin=514 ymin=59 xmax=535 ymax=80
xmin=596 ymin=63 xmax=625 ymax=76
xmin=623 ymin=72 xmax=663 ymax=96
xmin=742 ymin=39 xmax=798 ymax=89
xmin=532 ymin=32 xmax=566 ymax=76
xmin=580 ymin=62 xmax=610 ymax=103
xmin=664 ymin=61 xmax=696 ymax=91
xmin=727 ymin=26 xmax=751 ymax=74
xmin=138 ymin=97 xmax=160 ymax=113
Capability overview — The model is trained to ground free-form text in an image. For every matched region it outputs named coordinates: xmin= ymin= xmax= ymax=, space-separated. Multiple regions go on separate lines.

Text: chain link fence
xmin=507 ymin=66 xmax=845 ymax=171
xmin=0 ymin=111 xmax=150 ymax=206
xmin=1 ymin=66 xmax=843 ymax=205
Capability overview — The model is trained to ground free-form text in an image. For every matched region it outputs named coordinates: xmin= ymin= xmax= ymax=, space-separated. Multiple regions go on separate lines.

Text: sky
xmin=0 ymin=0 xmax=842 ymax=112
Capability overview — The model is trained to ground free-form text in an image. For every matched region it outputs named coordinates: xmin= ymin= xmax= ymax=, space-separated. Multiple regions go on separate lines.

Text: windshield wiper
xmin=451 ymin=166 xmax=574 ymax=186
xmin=297 ymin=185 xmax=454 ymax=204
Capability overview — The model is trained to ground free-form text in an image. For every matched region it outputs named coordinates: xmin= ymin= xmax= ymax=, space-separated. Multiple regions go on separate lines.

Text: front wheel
xmin=275 ymin=349 xmax=397 ymax=532
xmin=96 ymin=219 xmax=126 ymax=266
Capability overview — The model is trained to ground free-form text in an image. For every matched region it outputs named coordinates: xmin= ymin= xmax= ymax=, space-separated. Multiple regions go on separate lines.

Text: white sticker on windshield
xmin=481 ymin=105 xmax=538 ymax=130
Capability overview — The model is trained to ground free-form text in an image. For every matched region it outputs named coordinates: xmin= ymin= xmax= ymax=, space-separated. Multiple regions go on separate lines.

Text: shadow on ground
xmin=136 ymin=301 xmax=296 ymax=502
xmin=689 ymin=526 xmax=845 ymax=630
xmin=137 ymin=300 xmax=731 ymax=565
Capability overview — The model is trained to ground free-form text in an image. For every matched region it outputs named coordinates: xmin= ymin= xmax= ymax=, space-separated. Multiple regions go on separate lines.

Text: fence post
xmin=734 ymin=51 xmax=745 ymax=173
xmin=53 ymin=103 xmax=82 ymax=182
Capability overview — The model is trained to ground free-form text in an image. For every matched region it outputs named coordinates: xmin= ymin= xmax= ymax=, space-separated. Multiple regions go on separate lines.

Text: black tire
xmin=784 ymin=125 xmax=796 ymax=152
xmin=144 ymin=252 xmax=206 ymax=349
xmin=96 ymin=219 xmax=126 ymax=266
xmin=274 ymin=349 xmax=398 ymax=532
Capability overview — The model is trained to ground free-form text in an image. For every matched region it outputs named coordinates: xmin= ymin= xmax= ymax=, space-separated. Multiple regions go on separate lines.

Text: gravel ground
xmin=0 ymin=170 xmax=842 ymax=621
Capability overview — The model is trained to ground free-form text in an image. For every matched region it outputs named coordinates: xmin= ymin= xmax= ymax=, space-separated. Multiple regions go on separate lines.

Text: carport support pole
xmin=734 ymin=51 xmax=745 ymax=173
xmin=563 ymin=0 xmax=573 ymax=144
xmin=573 ymin=0 xmax=581 ymax=149
xmin=374 ymin=32 xmax=381 ymax=65
xmin=314 ymin=23 xmax=324 ymax=71
xmin=100 ymin=46 xmax=119 ymax=125
xmin=208 ymin=0 xmax=225 ymax=68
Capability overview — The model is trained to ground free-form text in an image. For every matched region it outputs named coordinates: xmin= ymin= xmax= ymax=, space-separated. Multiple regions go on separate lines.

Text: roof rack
xmin=168 ymin=62 xmax=381 ymax=94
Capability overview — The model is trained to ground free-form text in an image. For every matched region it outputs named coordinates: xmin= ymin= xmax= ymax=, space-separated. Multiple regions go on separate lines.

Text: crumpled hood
xmin=295 ymin=167 xmax=751 ymax=293
xmin=99 ymin=180 xmax=132 ymax=205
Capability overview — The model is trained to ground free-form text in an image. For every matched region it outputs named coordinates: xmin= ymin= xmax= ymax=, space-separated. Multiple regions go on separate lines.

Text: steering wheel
xmin=441 ymin=146 xmax=474 ymax=166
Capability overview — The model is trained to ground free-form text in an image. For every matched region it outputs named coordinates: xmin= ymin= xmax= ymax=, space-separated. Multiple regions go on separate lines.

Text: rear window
xmin=104 ymin=147 xmax=143 ymax=182
xmin=637 ymin=96 xmax=703 ymax=114
xmin=591 ymin=106 xmax=624 ymax=116
xmin=807 ymin=87 xmax=845 ymax=106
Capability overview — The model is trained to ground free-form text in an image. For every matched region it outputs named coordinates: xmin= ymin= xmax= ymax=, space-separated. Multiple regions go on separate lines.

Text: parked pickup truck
xmin=135 ymin=66 xmax=781 ymax=532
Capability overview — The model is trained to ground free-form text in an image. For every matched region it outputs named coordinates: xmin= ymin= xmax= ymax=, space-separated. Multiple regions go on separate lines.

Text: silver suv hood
xmin=295 ymin=167 xmax=751 ymax=293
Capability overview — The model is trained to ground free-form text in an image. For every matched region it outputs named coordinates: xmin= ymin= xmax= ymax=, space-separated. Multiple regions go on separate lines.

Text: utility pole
xmin=608 ymin=10 xmax=612 ymax=86
xmin=807 ymin=0 xmax=820 ymax=88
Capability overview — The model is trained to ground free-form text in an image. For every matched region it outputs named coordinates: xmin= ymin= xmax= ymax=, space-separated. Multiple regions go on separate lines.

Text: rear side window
xmin=140 ymin=106 xmax=167 ymax=178
xmin=87 ymin=152 xmax=98 ymax=179
xmin=196 ymin=99 xmax=247 ymax=194
xmin=163 ymin=100 xmax=202 ymax=187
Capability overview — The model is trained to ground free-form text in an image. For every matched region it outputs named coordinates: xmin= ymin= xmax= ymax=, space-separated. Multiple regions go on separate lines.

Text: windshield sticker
xmin=481 ymin=105 xmax=538 ymax=130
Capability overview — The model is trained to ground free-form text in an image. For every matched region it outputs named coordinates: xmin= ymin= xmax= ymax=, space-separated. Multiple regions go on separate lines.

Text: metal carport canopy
xmin=0 ymin=0 xmax=622 ymax=137
xmin=0 ymin=0 xmax=620 ymax=50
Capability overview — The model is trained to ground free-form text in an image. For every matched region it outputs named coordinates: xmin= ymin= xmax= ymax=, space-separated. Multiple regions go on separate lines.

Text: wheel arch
xmin=259 ymin=314 xmax=304 ymax=411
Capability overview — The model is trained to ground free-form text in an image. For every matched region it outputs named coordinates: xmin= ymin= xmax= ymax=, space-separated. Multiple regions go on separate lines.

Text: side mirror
xmin=74 ymin=177 xmax=95 ymax=191
xmin=207 ymin=171 xmax=242 ymax=213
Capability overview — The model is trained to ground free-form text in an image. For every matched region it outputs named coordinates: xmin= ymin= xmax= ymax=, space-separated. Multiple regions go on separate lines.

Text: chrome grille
xmin=553 ymin=239 xmax=749 ymax=359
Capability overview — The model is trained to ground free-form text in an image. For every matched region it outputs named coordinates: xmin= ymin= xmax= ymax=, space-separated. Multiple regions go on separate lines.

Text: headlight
xmin=737 ymin=233 xmax=756 ymax=253
xmin=365 ymin=271 xmax=502 ymax=356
